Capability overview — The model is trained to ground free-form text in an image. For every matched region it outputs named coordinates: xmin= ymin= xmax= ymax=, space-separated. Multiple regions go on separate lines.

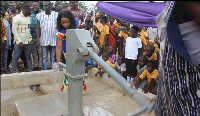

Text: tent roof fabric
xmin=96 ymin=1 xmax=166 ymax=27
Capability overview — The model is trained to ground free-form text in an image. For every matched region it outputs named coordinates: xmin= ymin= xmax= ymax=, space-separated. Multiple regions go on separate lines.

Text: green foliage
xmin=2 ymin=1 xmax=90 ymax=13
xmin=53 ymin=1 xmax=65 ymax=7
xmin=2 ymin=1 xmax=43 ymax=10
xmin=2 ymin=1 xmax=9 ymax=10
xmin=95 ymin=8 xmax=100 ymax=13
xmin=78 ymin=2 xmax=88 ymax=12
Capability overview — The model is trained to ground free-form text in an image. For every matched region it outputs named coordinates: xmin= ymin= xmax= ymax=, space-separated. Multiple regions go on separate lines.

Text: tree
xmin=53 ymin=1 xmax=64 ymax=8
xmin=2 ymin=1 xmax=9 ymax=10
xmin=78 ymin=2 xmax=88 ymax=12
xmin=2 ymin=1 xmax=41 ymax=10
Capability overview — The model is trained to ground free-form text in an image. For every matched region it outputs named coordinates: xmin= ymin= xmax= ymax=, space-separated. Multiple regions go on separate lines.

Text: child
xmin=79 ymin=15 xmax=93 ymax=31
xmin=55 ymin=10 xmax=87 ymax=93
xmin=107 ymin=45 xmax=116 ymax=64
xmin=84 ymin=20 xmax=95 ymax=74
xmin=93 ymin=13 xmax=103 ymax=46
xmin=107 ymin=16 xmax=117 ymax=54
xmin=154 ymin=34 xmax=160 ymax=54
xmin=118 ymin=23 xmax=130 ymax=55
xmin=97 ymin=47 xmax=104 ymax=57
xmin=95 ymin=51 xmax=114 ymax=77
xmin=94 ymin=16 xmax=109 ymax=49
xmin=84 ymin=47 xmax=104 ymax=74
xmin=125 ymin=26 xmax=142 ymax=83
xmin=143 ymin=45 xmax=157 ymax=61
xmin=134 ymin=60 xmax=158 ymax=95
xmin=130 ymin=55 xmax=147 ymax=89
xmin=83 ymin=20 xmax=94 ymax=38
xmin=138 ymin=26 xmax=148 ymax=53
xmin=113 ymin=55 xmax=126 ymax=79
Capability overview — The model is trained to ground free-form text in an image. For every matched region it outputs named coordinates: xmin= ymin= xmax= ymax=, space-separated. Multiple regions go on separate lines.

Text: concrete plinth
xmin=1 ymin=70 xmax=63 ymax=90
xmin=14 ymin=74 xmax=155 ymax=116
xmin=15 ymin=92 xmax=114 ymax=116
xmin=2 ymin=68 xmax=155 ymax=116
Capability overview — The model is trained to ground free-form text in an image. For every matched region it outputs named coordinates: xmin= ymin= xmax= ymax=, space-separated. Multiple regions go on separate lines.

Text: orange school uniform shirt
xmin=114 ymin=22 xmax=120 ymax=28
xmin=139 ymin=69 xmax=158 ymax=84
xmin=140 ymin=35 xmax=147 ymax=46
xmin=139 ymin=29 xmax=148 ymax=37
xmin=95 ymin=22 xmax=103 ymax=47
xmin=154 ymin=44 xmax=160 ymax=53
xmin=99 ymin=25 xmax=109 ymax=47
xmin=118 ymin=31 xmax=128 ymax=41
xmin=143 ymin=52 xmax=157 ymax=60
xmin=98 ymin=59 xmax=114 ymax=69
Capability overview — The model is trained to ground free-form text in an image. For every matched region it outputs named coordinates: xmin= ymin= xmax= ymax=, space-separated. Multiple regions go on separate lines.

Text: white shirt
xmin=36 ymin=11 xmax=58 ymax=46
xmin=113 ymin=62 xmax=126 ymax=72
xmin=125 ymin=37 xmax=142 ymax=60
xmin=12 ymin=12 xmax=32 ymax=44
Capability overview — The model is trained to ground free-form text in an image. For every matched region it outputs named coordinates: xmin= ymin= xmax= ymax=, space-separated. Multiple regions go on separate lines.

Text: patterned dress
xmin=57 ymin=29 xmax=87 ymax=93
xmin=155 ymin=1 xmax=200 ymax=115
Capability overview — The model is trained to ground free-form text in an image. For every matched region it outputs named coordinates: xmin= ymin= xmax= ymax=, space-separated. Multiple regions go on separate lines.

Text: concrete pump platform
xmin=1 ymin=68 xmax=155 ymax=116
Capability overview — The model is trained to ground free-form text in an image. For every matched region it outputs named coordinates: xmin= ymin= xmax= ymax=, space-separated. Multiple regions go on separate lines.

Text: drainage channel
xmin=30 ymin=84 xmax=44 ymax=96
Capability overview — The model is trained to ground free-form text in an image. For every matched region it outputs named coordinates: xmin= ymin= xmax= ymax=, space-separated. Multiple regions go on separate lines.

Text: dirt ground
xmin=7 ymin=50 xmax=51 ymax=73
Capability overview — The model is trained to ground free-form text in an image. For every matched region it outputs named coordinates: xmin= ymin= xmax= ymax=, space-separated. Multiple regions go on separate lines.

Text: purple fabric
xmin=96 ymin=1 xmax=166 ymax=27
xmin=109 ymin=53 xmax=116 ymax=64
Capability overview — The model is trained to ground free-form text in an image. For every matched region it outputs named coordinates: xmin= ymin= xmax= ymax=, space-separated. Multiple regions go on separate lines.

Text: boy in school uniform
xmin=143 ymin=45 xmax=157 ymax=61
xmin=95 ymin=51 xmax=114 ymax=77
xmin=134 ymin=60 xmax=158 ymax=95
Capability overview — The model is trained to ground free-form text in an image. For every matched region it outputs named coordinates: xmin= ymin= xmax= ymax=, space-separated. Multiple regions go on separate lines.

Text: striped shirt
xmin=156 ymin=1 xmax=200 ymax=116
xmin=36 ymin=11 xmax=58 ymax=46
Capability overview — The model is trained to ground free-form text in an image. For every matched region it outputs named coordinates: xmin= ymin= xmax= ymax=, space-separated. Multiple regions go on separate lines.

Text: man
xmin=155 ymin=1 xmax=200 ymax=115
xmin=16 ymin=1 xmax=29 ymax=71
xmin=36 ymin=1 xmax=58 ymax=70
xmin=55 ymin=5 xmax=63 ymax=13
xmin=0 ymin=7 xmax=7 ymax=75
xmin=16 ymin=1 xmax=22 ymax=14
xmin=8 ymin=1 xmax=28 ymax=72
xmin=9 ymin=1 xmax=17 ymax=30
xmin=63 ymin=5 xmax=68 ymax=10
xmin=67 ymin=1 xmax=86 ymax=19
xmin=6 ymin=6 xmax=11 ymax=14
xmin=3 ymin=12 xmax=12 ymax=74
xmin=7 ymin=2 xmax=17 ymax=72
xmin=11 ymin=3 xmax=32 ymax=73
xmin=67 ymin=1 xmax=86 ymax=28
xmin=30 ymin=1 xmax=42 ymax=71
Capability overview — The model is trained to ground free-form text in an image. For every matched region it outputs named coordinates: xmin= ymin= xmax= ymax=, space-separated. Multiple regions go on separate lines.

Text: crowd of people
xmin=0 ymin=1 xmax=160 ymax=95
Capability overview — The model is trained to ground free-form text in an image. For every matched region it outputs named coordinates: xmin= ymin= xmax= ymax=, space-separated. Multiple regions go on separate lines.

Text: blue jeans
xmin=4 ymin=49 xmax=8 ymax=70
xmin=12 ymin=44 xmax=33 ymax=73
xmin=31 ymin=39 xmax=42 ymax=67
xmin=41 ymin=46 xmax=56 ymax=70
